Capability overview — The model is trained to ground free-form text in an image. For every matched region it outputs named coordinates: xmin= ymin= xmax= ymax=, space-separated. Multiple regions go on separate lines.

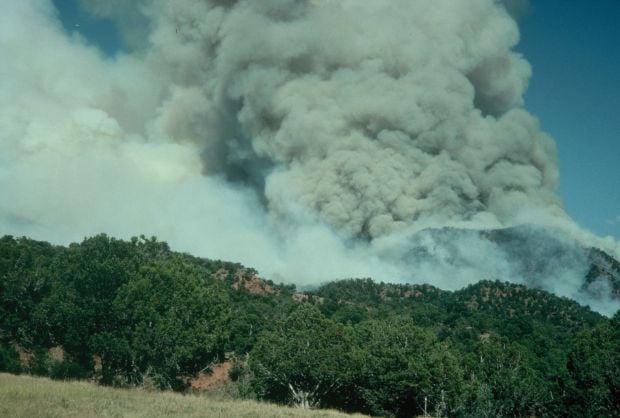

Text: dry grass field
xmin=0 ymin=373 xmax=367 ymax=418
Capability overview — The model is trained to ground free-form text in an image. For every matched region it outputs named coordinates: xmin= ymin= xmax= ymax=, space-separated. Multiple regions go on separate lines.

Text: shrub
xmin=0 ymin=345 xmax=22 ymax=374
xmin=49 ymin=359 xmax=91 ymax=380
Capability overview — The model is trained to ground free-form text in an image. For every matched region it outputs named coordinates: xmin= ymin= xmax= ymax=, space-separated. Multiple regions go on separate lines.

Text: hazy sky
xmin=50 ymin=0 xmax=619 ymax=240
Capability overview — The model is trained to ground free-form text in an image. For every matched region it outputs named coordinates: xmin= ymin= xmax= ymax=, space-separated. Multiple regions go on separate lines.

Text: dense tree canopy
xmin=565 ymin=311 xmax=620 ymax=417
xmin=251 ymin=304 xmax=354 ymax=408
xmin=350 ymin=320 xmax=463 ymax=417
xmin=0 ymin=234 xmax=617 ymax=417
xmin=114 ymin=259 xmax=230 ymax=389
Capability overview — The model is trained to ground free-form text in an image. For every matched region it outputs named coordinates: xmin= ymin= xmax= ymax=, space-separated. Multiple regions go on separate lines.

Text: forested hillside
xmin=1 ymin=235 xmax=619 ymax=417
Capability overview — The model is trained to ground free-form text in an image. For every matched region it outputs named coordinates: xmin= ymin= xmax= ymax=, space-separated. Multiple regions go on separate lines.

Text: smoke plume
xmin=1 ymin=0 xmax=618 ymax=313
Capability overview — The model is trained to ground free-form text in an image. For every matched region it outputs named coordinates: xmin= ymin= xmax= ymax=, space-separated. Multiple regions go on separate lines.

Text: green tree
xmin=0 ymin=236 xmax=56 ymax=348
xmin=250 ymin=304 xmax=354 ymax=409
xmin=351 ymin=319 xmax=463 ymax=417
xmin=565 ymin=312 xmax=620 ymax=417
xmin=463 ymin=336 xmax=548 ymax=417
xmin=39 ymin=235 xmax=139 ymax=379
xmin=114 ymin=258 xmax=230 ymax=389
xmin=0 ymin=345 xmax=22 ymax=374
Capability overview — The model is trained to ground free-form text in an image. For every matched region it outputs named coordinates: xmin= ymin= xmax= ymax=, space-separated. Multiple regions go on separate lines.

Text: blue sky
xmin=517 ymin=1 xmax=620 ymax=239
xmin=52 ymin=0 xmax=122 ymax=55
xmin=52 ymin=0 xmax=619 ymax=239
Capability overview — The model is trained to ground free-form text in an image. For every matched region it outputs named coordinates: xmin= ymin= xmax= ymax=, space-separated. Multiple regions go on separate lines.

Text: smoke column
xmin=0 ymin=0 xmax=618 ymax=312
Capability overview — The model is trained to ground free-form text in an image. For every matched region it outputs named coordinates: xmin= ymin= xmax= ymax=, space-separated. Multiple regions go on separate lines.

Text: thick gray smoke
xmin=0 ymin=0 xmax=618 ymax=313
xmin=146 ymin=0 xmax=560 ymax=239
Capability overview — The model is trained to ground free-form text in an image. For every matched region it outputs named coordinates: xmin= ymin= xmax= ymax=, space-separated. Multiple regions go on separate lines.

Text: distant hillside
xmin=385 ymin=224 xmax=620 ymax=313
xmin=312 ymin=278 xmax=602 ymax=358
xmin=1 ymin=234 xmax=619 ymax=417
xmin=586 ymin=247 xmax=620 ymax=297
xmin=484 ymin=225 xmax=620 ymax=299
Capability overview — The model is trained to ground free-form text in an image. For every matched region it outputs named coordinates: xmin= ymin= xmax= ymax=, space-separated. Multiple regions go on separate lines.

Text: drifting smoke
xmin=0 ymin=0 xmax=618 ymax=313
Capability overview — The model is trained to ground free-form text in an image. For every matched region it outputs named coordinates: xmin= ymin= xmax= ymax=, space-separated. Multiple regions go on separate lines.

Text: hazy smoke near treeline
xmin=0 ymin=0 xmax=618 ymax=312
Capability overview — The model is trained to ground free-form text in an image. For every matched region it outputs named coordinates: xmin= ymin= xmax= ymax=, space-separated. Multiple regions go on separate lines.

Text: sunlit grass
xmin=0 ymin=373 xmax=366 ymax=418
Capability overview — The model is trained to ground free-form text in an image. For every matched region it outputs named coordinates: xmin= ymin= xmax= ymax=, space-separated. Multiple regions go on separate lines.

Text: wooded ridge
xmin=1 ymin=234 xmax=618 ymax=417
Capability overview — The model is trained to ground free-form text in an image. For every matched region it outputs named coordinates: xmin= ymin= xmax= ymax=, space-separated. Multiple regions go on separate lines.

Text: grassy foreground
xmin=0 ymin=374 xmax=366 ymax=418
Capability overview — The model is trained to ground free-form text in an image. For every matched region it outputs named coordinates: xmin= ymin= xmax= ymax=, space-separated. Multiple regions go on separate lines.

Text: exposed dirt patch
xmin=234 ymin=275 xmax=277 ymax=295
xmin=17 ymin=348 xmax=31 ymax=366
xmin=189 ymin=361 xmax=232 ymax=391
xmin=214 ymin=268 xmax=229 ymax=281
xmin=49 ymin=346 xmax=64 ymax=362
xmin=293 ymin=293 xmax=309 ymax=302
xmin=215 ymin=268 xmax=278 ymax=295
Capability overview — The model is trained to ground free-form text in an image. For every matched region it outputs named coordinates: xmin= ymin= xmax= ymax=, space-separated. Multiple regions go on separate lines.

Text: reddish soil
xmin=189 ymin=361 xmax=232 ymax=391
xmin=215 ymin=267 xmax=278 ymax=295
xmin=235 ymin=275 xmax=277 ymax=295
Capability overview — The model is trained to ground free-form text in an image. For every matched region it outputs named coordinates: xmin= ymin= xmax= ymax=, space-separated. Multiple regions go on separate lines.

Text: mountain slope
xmin=381 ymin=224 xmax=620 ymax=314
